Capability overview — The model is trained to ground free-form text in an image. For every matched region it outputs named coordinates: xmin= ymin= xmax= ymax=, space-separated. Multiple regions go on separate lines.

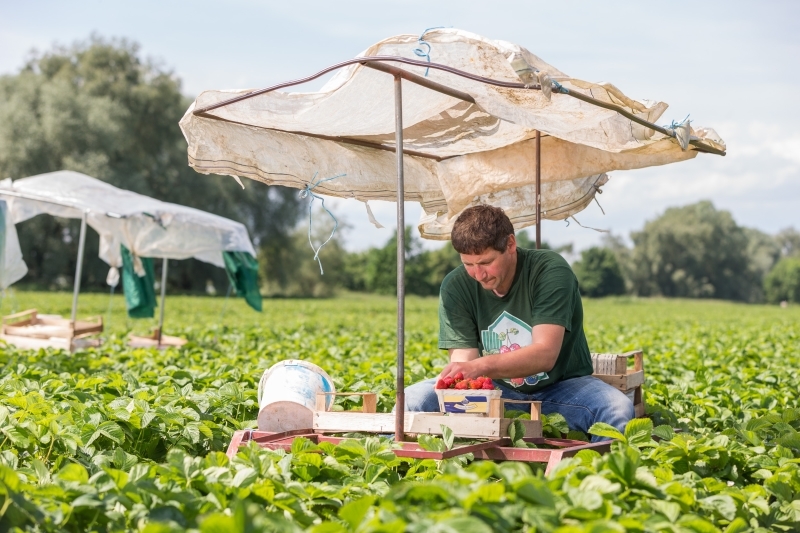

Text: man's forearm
xmin=472 ymin=342 xmax=558 ymax=378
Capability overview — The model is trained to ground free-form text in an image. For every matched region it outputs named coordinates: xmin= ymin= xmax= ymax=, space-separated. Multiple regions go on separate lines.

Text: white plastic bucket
xmin=257 ymin=360 xmax=335 ymax=432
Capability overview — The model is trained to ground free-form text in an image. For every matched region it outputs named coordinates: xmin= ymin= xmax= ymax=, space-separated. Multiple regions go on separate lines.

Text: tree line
xmin=266 ymin=202 xmax=800 ymax=305
xmin=571 ymin=202 xmax=800 ymax=304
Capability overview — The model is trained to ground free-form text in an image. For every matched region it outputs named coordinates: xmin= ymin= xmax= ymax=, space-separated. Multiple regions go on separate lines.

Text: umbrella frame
xmin=193 ymin=55 xmax=725 ymax=443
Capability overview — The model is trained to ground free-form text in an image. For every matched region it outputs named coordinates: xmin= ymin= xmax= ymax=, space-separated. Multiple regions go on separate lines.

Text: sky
xmin=1 ymin=0 xmax=798 ymax=254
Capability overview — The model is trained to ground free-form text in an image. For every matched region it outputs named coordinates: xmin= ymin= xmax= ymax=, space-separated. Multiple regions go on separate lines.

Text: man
xmin=404 ymin=205 xmax=633 ymax=440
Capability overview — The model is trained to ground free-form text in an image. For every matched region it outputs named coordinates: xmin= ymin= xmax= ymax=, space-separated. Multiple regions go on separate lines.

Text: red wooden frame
xmin=226 ymin=429 xmax=611 ymax=476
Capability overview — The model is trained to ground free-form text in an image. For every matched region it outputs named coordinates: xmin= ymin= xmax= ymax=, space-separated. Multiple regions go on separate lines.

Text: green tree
xmin=0 ymin=37 xmax=301 ymax=293
xmin=776 ymin=227 xmax=800 ymax=258
xmin=764 ymin=257 xmax=800 ymax=304
xmin=341 ymin=227 xmax=461 ymax=297
xmin=629 ymin=201 xmax=759 ymax=301
xmin=572 ymin=247 xmax=626 ymax=297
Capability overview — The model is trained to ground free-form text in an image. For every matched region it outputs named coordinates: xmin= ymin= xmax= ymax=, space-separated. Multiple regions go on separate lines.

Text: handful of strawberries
xmin=436 ymin=372 xmax=495 ymax=390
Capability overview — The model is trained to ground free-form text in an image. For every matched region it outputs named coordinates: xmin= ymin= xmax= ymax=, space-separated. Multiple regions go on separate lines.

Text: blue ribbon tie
xmin=300 ymin=172 xmax=345 ymax=274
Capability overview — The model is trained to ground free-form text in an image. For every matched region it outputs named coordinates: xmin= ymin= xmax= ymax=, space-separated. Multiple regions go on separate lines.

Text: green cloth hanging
xmin=223 ymin=251 xmax=262 ymax=312
xmin=121 ymin=245 xmax=157 ymax=318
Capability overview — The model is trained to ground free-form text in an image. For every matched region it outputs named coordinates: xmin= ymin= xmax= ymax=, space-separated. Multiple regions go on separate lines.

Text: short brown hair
xmin=451 ymin=205 xmax=514 ymax=254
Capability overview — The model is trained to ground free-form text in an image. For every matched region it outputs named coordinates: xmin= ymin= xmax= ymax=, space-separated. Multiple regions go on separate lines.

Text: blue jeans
xmin=403 ymin=375 xmax=634 ymax=442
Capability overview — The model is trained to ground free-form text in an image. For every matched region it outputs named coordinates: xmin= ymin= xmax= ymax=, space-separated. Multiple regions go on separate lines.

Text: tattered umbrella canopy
xmin=180 ymin=28 xmax=725 ymax=239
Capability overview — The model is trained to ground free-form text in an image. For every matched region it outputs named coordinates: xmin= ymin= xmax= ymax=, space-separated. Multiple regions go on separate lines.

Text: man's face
xmin=459 ymin=235 xmax=517 ymax=295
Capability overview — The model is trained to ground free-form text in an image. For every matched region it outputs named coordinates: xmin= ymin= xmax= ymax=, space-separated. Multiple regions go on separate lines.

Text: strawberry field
xmin=0 ymin=291 xmax=798 ymax=532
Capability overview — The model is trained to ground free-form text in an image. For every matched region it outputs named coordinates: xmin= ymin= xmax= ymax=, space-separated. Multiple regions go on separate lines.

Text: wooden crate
xmin=1 ymin=309 xmax=103 ymax=352
xmin=313 ymin=392 xmax=543 ymax=439
xmin=591 ymin=350 xmax=645 ymax=418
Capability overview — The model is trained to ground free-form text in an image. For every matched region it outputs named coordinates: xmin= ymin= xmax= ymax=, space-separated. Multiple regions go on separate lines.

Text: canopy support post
xmin=535 ymin=130 xmax=542 ymax=250
xmin=394 ymin=74 xmax=406 ymax=442
xmin=157 ymin=258 xmax=168 ymax=346
xmin=70 ymin=211 xmax=88 ymax=324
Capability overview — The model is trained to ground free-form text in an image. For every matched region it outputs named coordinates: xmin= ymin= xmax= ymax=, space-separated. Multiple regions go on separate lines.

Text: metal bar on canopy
xmin=363 ymin=61 xmax=476 ymax=104
xmin=535 ymin=130 xmax=542 ymax=249
xmin=192 ymin=56 xmax=725 ymax=157
xmin=70 ymin=210 xmax=88 ymax=324
xmin=158 ymin=258 xmax=168 ymax=345
xmin=394 ymin=74 xmax=406 ymax=442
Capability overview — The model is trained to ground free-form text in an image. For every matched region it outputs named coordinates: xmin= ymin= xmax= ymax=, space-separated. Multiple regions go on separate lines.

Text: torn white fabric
xmin=0 ymin=199 xmax=27 ymax=289
xmin=179 ymin=28 xmax=725 ymax=239
xmin=364 ymin=201 xmax=385 ymax=229
xmin=106 ymin=266 xmax=120 ymax=288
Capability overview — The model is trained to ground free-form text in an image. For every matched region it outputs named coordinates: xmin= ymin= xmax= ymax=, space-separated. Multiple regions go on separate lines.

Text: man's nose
xmin=474 ymin=267 xmax=487 ymax=280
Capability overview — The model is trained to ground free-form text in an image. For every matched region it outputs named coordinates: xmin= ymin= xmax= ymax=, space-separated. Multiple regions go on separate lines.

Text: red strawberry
xmin=454 ymin=372 xmax=464 ymax=381
xmin=443 ymin=377 xmax=455 ymax=388
xmin=481 ymin=381 xmax=495 ymax=390
xmin=455 ymin=380 xmax=469 ymax=390
xmin=436 ymin=379 xmax=447 ymax=389
xmin=469 ymin=380 xmax=482 ymax=389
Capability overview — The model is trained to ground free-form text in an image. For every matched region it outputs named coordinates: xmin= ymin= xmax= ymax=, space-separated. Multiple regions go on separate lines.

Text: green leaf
xmin=650 ymin=500 xmax=681 ymax=523
xmin=723 ymin=517 xmax=750 ymax=533
xmin=514 ymin=478 xmax=556 ymax=506
xmin=56 ymin=463 xmax=89 ymax=484
xmin=588 ymin=422 xmax=626 ymax=442
xmin=200 ymin=513 xmax=239 ymax=533
xmin=231 ymin=467 xmax=257 ymax=488
xmin=652 ymin=425 xmax=675 ymax=442
xmin=95 ymin=421 xmax=125 ymax=445
xmin=431 ymin=516 xmax=492 ymax=533
xmin=508 ymin=419 xmax=525 ymax=442
xmin=440 ymin=425 xmax=454 ymax=451
xmin=418 ymin=434 xmax=445 ymax=453
xmin=338 ymin=495 xmax=375 ymax=529
xmin=624 ymin=418 xmax=654 ymax=447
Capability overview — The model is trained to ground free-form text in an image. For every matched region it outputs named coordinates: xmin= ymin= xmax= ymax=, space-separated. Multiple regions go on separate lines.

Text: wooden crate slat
xmin=593 ymin=369 xmax=644 ymax=390
xmin=312 ymin=411 xmax=542 ymax=439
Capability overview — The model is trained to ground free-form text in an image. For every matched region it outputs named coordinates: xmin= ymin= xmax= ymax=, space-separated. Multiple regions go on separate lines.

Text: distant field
xmin=2 ymin=288 xmax=796 ymax=346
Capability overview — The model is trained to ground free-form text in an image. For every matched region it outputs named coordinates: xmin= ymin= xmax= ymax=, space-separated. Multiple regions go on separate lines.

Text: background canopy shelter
xmin=0 ymin=171 xmax=261 ymax=312
xmin=180 ymin=28 xmax=726 ymax=240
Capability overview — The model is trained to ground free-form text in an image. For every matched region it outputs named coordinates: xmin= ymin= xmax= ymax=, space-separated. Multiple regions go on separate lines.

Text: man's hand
xmin=439 ymin=359 xmax=485 ymax=380
xmin=439 ymin=348 xmax=482 ymax=379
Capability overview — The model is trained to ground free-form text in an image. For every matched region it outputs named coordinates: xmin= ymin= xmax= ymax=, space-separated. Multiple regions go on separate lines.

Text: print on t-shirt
xmin=480 ymin=311 xmax=550 ymax=388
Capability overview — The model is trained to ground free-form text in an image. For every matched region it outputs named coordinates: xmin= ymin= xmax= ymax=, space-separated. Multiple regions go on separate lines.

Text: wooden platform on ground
xmin=1 ymin=309 xmax=103 ymax=352
xmin=128 ymin=328 xmax=187 ymax=349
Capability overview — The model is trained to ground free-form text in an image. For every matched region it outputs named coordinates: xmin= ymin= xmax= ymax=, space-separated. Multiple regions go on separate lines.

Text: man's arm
xmin=439 ymin=323 xmax=564 ymax=379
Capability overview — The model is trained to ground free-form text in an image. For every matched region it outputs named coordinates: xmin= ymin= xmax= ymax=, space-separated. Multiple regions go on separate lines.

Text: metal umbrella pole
xmin=394 ymin=74 xmax=406 ymax=442
xmin=70 ymin=210 xmax=88 ymax=324
xmin=157 ymin=258 xmax=168 ymax=346
xmin=535 ymin=130 xmax=542 ymax=249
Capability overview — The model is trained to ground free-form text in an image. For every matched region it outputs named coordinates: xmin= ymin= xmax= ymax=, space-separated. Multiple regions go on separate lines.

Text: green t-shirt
xmin=438 ymin=248 xmax=593 ymax=393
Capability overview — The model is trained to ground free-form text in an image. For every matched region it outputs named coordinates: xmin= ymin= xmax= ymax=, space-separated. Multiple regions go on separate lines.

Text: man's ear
xmin=507 ymin=234 xmax=517 ymax=253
